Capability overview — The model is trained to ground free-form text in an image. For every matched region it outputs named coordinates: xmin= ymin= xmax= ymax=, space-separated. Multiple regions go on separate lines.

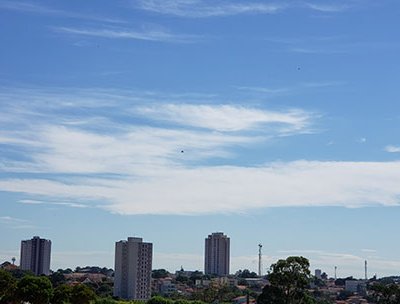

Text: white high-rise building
xmin=20 ymin=236 xmax=51 ymax=276
xmin=204 ymin=232 xmax=230 ymax=276
xmin=114 ymin=237 xmax=153 ymax=300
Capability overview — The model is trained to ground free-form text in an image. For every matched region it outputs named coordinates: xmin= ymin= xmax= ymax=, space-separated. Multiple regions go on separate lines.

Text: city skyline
xmin=3 ymin=232 xmax=390 ymax=280
xmin=1 ymin=0 xmax=400 ymax=279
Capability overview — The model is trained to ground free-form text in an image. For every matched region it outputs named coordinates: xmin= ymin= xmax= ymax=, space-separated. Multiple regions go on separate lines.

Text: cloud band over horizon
xmin=0 ymin=87 xmax=400 ymax=215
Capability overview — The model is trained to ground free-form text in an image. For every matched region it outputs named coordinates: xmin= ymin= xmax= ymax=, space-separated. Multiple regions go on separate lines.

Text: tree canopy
xmin=0 ymin=269 xmax=17 ymax=304
xmin=258 ymin=256 xmax=315 ymax=304
xmin=368 ymin=283 xmax=400 ymax=304
xmin=16 ymin=275 xmax=53 ymax=304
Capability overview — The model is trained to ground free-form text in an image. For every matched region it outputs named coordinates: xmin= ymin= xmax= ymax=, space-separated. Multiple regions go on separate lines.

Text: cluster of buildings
xmin=8 ymin=233 xmax=374 ymax=303
xmin=13 ymin=232 xmax=231 ymax=301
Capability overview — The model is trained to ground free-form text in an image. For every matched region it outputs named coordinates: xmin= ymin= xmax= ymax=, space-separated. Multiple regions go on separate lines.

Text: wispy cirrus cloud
xmin=53 ymin=26 xmax=201 ymax=43
xmin=135 ymin=104 xmax=313 ymax=133
xmin=236 ymin=81 xmax=345 ymax=96
xmin=0 ymin=216 xmax=36 ymax=229
xmin=0 ymin=0 xmax=124 ymax=23
xmin=304 ymin=2 xmax=350 ymax=12
xmin=133 ymin=0 xmax=359 ymax=18
xmin=19 ymin=199 xmax=89 ymax=209
xmin=385 ymin=145 xmax=400 ymax=153
xmin=1 ymin=87 xmax=400 ymax=216
xmin=1 ymin=160 xmax=400 ymax=215
xmin=134 ymin=0 xmax=285 ymax=18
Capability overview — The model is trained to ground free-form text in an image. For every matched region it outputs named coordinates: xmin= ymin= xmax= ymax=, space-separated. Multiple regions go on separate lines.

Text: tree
xmin=147 ymin=296 xmax=174 ymax=304
xmin=258 ymin=256 xmax=315 ymax=304
xmin=368 ymin=283 xmax=400 ymax=304
xmin=16 ymin=275 xmax=53 ymax=304
xmin=50 ymin=270 xmax=66 ymax=287
xmin=152 ymin=269 xmax=170 ymax=279
xmin=70 ymin=284 xmax=97 ymax=304
xmin=236 ymin=269 xmax=258 ymax=278
xmin=52 ymin=284 xmax=73 ymax=304
xmin=0 ymin=269 xmax=17 ymax=304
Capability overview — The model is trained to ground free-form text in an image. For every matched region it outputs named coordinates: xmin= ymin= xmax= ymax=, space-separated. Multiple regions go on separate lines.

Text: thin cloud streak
xmin=236 ymin=81 xmax=345 ymax=96
xmin=54 ymin=27 xmax=201 ymax=43
xmin=0 ymin=0 xmax=124 ymax=23
xmin=135 ymin=0 xmax=285 ymax=18
xmin=134 ymin=0 xmax=355 ymax=18
xmin=1 ymin=161 xmax=400 ymax=215
xmin=0 ymin=216 xmax=37 ymax=229
xmin=304 ymin=3 xmax=350 ymax=12
xmin=19 ymin=199 xmax=89 ymax=209
xmin=135 ymin=104 xmax=313 ymax=132
xmin=385 ymin=145 xmax=400 ymax=153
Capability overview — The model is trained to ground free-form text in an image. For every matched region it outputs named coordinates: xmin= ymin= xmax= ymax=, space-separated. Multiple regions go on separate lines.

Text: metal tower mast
xmin=258 ymin=244 xmax=262 ymax=276
xmin=365 ymin=260 xmax=368 ymax=280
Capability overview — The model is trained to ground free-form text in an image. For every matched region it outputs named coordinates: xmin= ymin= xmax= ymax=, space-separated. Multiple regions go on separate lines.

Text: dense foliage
xmin=258 ymin=256 xmax=316 ymax=304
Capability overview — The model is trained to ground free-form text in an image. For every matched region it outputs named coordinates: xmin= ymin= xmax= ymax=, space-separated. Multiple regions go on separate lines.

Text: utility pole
xmin=258 ymin=244 xmax=262 ymax=276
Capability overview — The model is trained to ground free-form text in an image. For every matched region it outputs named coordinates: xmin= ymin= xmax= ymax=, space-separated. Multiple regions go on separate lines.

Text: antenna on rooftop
xmin=258 ymin=244 xmax=262 ymax=276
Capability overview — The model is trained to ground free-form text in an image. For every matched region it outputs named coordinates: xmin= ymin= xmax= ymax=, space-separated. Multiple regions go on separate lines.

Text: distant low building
xmin=195 ymin=279 xmax=211 ymax=287
xmin=243 ymin=278 xmax=268 ymax=289
xmin=345 ymin=280 xmax=366 ymax=295
xmin=0 ymin=261 xmax=18 ymax=271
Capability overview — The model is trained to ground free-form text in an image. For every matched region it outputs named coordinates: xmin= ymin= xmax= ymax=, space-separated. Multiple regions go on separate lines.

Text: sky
xmin=1 ymin=0 xmax=400 ymax=279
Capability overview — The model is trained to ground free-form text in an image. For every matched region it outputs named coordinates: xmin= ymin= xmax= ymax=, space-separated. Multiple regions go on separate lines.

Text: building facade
xmin=20 ymin=236 xmax=51 ymax=276
xmin=114 ymin=237 xmax=153 ymax=300
xmin=204 ymin=232 xmax=230 ymax=276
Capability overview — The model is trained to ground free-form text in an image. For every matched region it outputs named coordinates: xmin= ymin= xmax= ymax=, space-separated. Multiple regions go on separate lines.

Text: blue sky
xmin=1 ymin=0 xmax=400 ymax=278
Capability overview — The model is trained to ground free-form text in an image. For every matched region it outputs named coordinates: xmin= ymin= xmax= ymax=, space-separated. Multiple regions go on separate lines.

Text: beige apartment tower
xmin=20 ymin=236 xmax=51 ymax=276
xmin=114 ymin=237 xmax=153 ymax=300
xmin=204 ymin=232 xmax=230 ymax=276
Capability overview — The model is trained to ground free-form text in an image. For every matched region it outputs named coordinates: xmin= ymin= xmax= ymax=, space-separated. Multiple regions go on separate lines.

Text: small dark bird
xmin=181 ymin=150 xmax=184 ymax=153
xmin=297 ymin=67 xmax=301 ymax=70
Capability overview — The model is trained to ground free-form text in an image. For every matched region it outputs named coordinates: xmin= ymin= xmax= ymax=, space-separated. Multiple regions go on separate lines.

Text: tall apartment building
xmin=204 ymin=232 xmax=230 ymax=276
xmin=20 ymin=236 xmax=51 ymax=276
xmin=114 ymin=237 xmax=153 ymax=300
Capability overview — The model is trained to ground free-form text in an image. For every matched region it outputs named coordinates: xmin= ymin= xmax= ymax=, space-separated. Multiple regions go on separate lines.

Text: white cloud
xmin=1 ymin=160 xmax=400 ymax=215
xmin=236 ymin=81 xmax=344 ymax=96
xmin=0 ymin=87 xmax=399 ymax=215
xmin=0 ymin=216 xmax=28 ymax=223
xmin=54 ymin=26 xmax=201 ymax=43
xmin=304 ymin=3 xmax=349 ymax=12
xmin=134 ymin=0 xmax=357 ymax=18
xmin=19 ymin=199 xmax=89 ymax=208
xmin=0 ymin=0 xmax=123 ymax=23
xmin=385 ymin=145 xmax=400 ymax=153
xmin=135 ymin=0 xmax=284 ymax=18
xmin=0 ymin=216 xmax=36 ymax=229
xmin=136 ymin=104 xmax=312 ymax=132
